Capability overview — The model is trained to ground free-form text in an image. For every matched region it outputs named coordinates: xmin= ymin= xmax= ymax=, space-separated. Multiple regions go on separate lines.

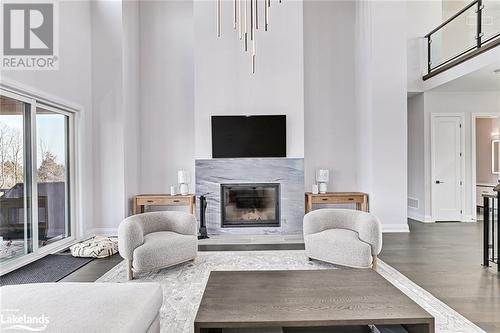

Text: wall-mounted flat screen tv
xmin=211 ymin=115 xmax=286 ymax=158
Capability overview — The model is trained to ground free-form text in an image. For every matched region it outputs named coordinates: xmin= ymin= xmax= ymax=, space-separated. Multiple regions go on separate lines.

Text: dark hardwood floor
xmin=380 ymin=220 xmax=499 ymax=333
xmin=59 ymin=253 xmax=122 ymax=282
xmin=61 ymin=220 xmax=499 ymax=332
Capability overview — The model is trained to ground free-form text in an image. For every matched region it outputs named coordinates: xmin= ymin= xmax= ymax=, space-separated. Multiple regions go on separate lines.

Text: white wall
xmin=2 ymin=0 xmax=414 ymax=235
xmin=90 ymin=0 xmax=127 ymax=232
xmin=303 ymin=1 xmax=357 ymax=191
xmin=354 ymin=0 xmax=373 ymax=204
xmin=1 ymin=0 xmax=140 ymax=235
xmin=423 ymin=91 xmax=500 ymax=221
xmin=405 ymin=0 xmax=500 ymax=223
xmin=1 ymin=0 xmax=94 ymax=237
xmin=134 ymin=0 xmax=409 ymax=232
xmin=406 ymin=1 xmax=442 ymax=93
xmin=122 ymin=0 xmax=140 ymax=215
xmin=355 ymin=1 xmax=409 ymax=232
xmin=193 ymin=0 xmax=304 ymax=159
xmin=407 ymin=94 xmax=427 ymax=221
xmin=138 ymin=0 xmax=195 ymax=194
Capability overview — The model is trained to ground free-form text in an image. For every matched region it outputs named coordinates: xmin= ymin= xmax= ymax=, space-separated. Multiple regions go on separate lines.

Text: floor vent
xmin=408 ymin=197 xmax=419 ymax=209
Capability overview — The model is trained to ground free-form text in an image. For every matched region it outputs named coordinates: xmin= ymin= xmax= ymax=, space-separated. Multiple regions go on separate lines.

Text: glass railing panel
xmin=429 ymin=3 xmax=479 ymax=70
xmin=482 ymin=0 xmax=500 ymax=44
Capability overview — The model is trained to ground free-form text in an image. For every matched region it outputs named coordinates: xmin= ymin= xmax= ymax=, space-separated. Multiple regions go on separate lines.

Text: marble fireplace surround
xmin=195 ymin=158 xmax=304 ymax=235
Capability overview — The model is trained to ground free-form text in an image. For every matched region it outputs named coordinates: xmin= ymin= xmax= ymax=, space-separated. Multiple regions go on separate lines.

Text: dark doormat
xmin=0 ymin=254 xmax=93 ymax=286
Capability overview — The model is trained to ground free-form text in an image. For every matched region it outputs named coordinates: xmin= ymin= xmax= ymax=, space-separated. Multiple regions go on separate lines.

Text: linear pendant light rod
xmin=255 ymin=0 xmax=258 ymax=30
xmin=252 ymin=0 xmax=256 ymax=73
xmin=250 ymin=0 xmax=253 ymax=40
xmin=244 ymin=0 xmax=248 ymax=51
xmin=233 ymin=0 xmax=237 ymax=29
xmin=238 ymin=0 xmax=242 ymax=39
xmin=265 ymin=0 xmax=269 ymax=31
xmin=216 ymin=0 xmax=284 ymax=73
xmin=216 ymin=0 xmax=221 ymax=37
xmin=252 ymin=48 xmax=256 ymax=73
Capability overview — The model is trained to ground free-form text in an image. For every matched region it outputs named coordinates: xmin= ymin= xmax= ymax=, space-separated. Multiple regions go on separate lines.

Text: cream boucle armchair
xmin=118 ymin=211 xmax=197 ymax=280
xmin=303 ymin=209 xmax=382 ymax=268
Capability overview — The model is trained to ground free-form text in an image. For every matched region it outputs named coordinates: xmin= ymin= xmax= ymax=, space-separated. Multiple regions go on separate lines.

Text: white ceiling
xmin=433 ymin=61 xmax=500 ymax=92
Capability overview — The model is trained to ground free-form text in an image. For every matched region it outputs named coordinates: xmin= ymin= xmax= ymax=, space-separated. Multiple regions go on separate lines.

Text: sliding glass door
xmin=0 ymin=90 xmax=74 ymax=265
xmin=0 ymin=94 xmax=32 ymax=262
xmin=36 ymin=107 xmax=70 ymax=248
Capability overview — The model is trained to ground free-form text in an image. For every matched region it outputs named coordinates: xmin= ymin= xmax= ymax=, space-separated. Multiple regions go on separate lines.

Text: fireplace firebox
xmin=221 ymin=183 xmax=280 ymax=227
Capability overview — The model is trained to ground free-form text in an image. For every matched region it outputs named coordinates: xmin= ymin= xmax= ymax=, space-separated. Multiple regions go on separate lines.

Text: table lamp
xmin=316 ymin=169 xmax=329 ymax=194
xmin=178 ymin=170 xmax=190 ymax=195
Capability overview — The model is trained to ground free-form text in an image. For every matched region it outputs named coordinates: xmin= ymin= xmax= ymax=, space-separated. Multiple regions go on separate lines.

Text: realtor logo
xmin=0 ymin=309 xmax=50 ymax=331
xmin=1 ymin=1 xmax=59 ymax=70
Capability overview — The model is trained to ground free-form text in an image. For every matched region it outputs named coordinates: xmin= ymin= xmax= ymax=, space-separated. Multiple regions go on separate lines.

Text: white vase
xmin=312 ymin=184 xmax=319 ymax=194
xmin=179 ymin=183 xmax=189 ymax=195
xmin=319 ymin=182 xmax=327 ymax=194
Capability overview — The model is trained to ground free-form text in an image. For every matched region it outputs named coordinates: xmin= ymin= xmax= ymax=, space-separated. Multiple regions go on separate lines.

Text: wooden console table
xmin=132 ymin=194 xmax=196 ymax=215
xmin=305 ymin=192 xmax=369 ymax=213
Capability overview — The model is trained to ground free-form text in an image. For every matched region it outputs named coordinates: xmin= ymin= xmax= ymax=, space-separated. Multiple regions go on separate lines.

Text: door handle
xmin=435 ymin=180 xmax=444 ymax=184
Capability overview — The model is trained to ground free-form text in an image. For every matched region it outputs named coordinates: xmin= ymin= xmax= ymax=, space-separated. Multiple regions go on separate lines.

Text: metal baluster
xmin=497 ymin=194 xmax=500 ymax=271
xmin=477 ymin=0 xmax=483 ymax=48
xmin=484 ymin=195 xmax=490 ymax=267
xmin=492 ymin=197 xmax=495 ymax=265
xmin=427 ymin=36 xmax=432 ymax=74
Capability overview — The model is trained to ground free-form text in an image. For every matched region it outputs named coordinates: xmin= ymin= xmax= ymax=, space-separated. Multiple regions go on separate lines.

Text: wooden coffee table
xmin=194 ymin=270 xmax=434 ymax=333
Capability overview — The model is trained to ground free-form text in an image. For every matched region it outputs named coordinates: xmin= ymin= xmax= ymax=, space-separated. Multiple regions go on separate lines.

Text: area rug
xmin=97 ymin=250 xmax=485 ymax=333
xmin=1 ymin=254 xmax=93 ymax=286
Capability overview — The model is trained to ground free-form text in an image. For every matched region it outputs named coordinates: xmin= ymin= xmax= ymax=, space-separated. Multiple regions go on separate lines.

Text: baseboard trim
xmin=408 ymin=211 xmax=424 ymax=222
xmin=408 ymin=211 xmax=433 ymax=223
xmin=382 ymin=224 xmax=410 ymax=233
xmin=86 ymin=228 xmax=118 ymax=238
xmin=462 ymin=215 xmax=476 ymax=223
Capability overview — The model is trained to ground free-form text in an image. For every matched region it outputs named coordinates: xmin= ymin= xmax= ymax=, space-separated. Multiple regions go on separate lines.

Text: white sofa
xmin=303 ymin=209 xmax=382 ymax=268
xmin=0 ymin=282 xmax=162 ymax=333
xmin=118 ymin=211 xmax=198 ymax=280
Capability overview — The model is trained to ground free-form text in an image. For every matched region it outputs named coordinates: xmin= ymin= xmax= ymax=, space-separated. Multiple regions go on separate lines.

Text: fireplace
xmin=221 ymin=183 xmax=280 ymax=227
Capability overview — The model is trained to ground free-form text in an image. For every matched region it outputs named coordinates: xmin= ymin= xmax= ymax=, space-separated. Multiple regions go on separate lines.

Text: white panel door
xmin=432 ymin=115 xmax=463 ymax=221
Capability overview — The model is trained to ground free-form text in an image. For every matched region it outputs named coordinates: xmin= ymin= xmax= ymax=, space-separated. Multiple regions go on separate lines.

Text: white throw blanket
xmin=70 ymin=236 xmax=118 ymax=258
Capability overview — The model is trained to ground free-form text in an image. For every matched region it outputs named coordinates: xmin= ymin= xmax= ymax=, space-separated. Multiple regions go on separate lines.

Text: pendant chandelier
xmin=216 ymin=0 xmax=282 ymax=73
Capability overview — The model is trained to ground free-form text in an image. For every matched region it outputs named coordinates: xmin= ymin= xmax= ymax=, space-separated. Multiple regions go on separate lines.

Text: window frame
xmin=33 ymin=103 xmax=75 ymax=251
xmin=0 ymin=85 xmax=80 ymax=274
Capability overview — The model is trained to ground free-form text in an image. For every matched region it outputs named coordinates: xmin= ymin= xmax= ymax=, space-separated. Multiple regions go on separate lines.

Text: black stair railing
xmin=483 ymin=191 xmax=499 ymax=271
xmin=424 ymin=0 xmax=500 ymax=80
